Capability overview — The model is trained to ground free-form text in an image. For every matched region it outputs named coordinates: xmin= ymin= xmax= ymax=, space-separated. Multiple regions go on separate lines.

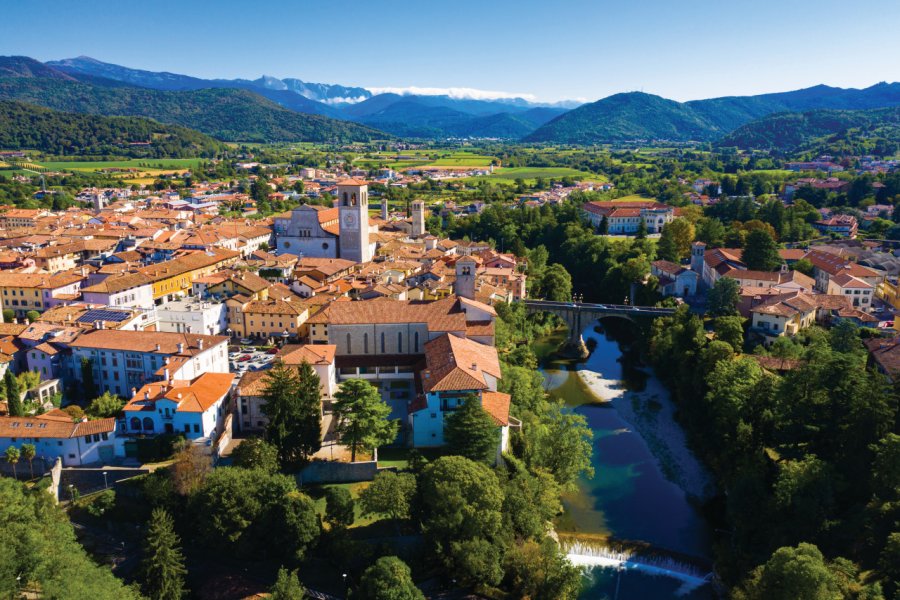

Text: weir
xmin=564 ymin=541 xmax=714 ymax=595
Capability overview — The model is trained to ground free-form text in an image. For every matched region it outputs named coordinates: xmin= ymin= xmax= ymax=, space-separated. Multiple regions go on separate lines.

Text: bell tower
xmin=454 ymin=256 xmax=476 ymax=300
xmin=338 ymin=179 xmax=371 ymax=263
xmin=411 ymin=200 xmax=426 ymax=237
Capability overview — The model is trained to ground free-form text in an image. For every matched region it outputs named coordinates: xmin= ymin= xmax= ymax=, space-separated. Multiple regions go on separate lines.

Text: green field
xmin=38 ymin=158 xmax=204 ymax=172
xmin=465 ymin=166 xmax=605 ymax=184
xmin=427 ymin=152 xmax=494 ymax=167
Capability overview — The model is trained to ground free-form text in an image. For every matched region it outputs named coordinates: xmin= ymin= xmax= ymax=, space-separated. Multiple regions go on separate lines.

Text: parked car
xmin=239 ymin=338 xmax=254 ymax=345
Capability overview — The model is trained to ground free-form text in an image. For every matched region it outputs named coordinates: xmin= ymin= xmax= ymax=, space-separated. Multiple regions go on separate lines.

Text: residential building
xmin=123 ymin=372 xmax=234 ymax=441
xmin=651 ymin=260 xmax=699 ymax=297
xmin=0 ymin=411 xmax=116 ymax=466
xmin=582 ymin=200 xmax=675 ymax=234
xmin=157 ymin=298 xmax=227 ymax=335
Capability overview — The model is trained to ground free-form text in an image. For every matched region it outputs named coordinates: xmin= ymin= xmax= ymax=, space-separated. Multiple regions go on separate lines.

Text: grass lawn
xmin=304 ymin=481 xmax=383 ymax=528
xmin=376 ymin=446 xmax=447 ymax=470
xmin=427 ymin=152 xmax=495 ymax=167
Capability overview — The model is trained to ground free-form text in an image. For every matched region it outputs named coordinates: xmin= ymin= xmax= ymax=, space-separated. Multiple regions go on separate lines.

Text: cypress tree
xmin=4 ymin=370 xmax=23 ymax=417
xmin=142 ymin=508 xmax=188 ymax=600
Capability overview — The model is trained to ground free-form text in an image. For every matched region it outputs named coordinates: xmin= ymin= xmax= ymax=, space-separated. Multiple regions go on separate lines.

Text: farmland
xmin=464 ymin=166 xmax=605 ymax=184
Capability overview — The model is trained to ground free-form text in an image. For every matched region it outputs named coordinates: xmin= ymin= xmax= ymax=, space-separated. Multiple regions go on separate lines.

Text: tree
xmin=657 ymin=218 xmax=695 ymax=262
xmin=597 ymin=215 xmax=608 ymax=234
xmin=261 ymin=362 xmax=322 ymax=469
xmin=80 ymin=357 xmax=97 ymax=402
xmin=63 ymin=405 xmax=85 ymax=421
xmin=4 ymin=370 xmax=22 ymax=417
xmin=171 ymin=440 xmax=211 ymax=496
xmin=540 ymin=263 xmax=572 ymax=301
xmin=270 ymin=568 xmax=306 ymax=600
xmin=735 ymin=543 xmax=844 ymax=600
xmin=25 ymin=310 xmax=39 ymax=324
xmin=5 ymin=446 xmax=19 ymax=479
xmin=359 ymin=471 xmax=417 ymax=521
xmin=503 ymin=538 xmax=582 ymax=600
xmin=793 ymin=258 xmax=814 ymax=276
xmin=324 ymin=486 xmax=355 ymax=528
xmin=0 ymin=478 xmax=142 ymax=599
xmin=636 ymin=217 xmax=648 ymax=239
xmin=521 ymin=403 xmax=594 ymax=490
xmin=332 ymin=379 xmax=397 ymax=462
xmin=714 ymin=316 xmax=745 ymax=352
xmin=742 ymin=229 xmax=782 ymax=271
xmin=708 ymin=276 xmax=740 ymax=317
xmin=1 ymin=309 xmax=13 ymax=323
xmin=141 ymin=508 xmax=187 ymax=600
xmin=231 ymin=437 xmax=279 ymax=473
xmin=20 ymin=443 xmax=35 ymax=479
xmin=420 ymin=457 xmax=504 ymax=585
xmin=86 ymin=392 xmax=124 ymax=419
xmin=192 ymin=467 xmax=319 ymax=560
xmin=356 ymin=556 xmax=424 ymax=600
xmin=444 ymin=395 xmax=499 ymax=463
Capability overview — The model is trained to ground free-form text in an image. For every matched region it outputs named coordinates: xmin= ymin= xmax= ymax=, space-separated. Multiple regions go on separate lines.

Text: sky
xmin=2 ymin=0 xmax=899 ymax=104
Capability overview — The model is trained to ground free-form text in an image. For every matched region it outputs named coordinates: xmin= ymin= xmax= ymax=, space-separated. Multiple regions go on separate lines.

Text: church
xmin=274 ymin=179 xmax=376 ymax=262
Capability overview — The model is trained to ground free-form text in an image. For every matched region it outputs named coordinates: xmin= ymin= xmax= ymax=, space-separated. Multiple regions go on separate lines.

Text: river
xmin=538 ymin=320 xmax=718 ymax=599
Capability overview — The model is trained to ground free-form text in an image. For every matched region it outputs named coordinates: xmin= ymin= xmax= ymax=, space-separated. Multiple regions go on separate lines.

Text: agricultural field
xmin=38 ymin=158 xmax=204 ymax=172
xmin=464 ymin=166 xmax=605 ymax=184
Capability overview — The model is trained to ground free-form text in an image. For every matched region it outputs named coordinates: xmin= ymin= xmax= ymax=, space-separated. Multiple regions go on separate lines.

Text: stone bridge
xmin=522 ymin=300 xmax=677 ymax=356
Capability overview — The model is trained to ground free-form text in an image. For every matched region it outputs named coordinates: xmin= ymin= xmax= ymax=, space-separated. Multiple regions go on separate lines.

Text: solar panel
xmin=77 ymin=309 xmax=131 ymax=324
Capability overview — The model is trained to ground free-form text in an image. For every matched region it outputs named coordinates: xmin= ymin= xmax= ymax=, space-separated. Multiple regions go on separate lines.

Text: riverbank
xmin=577 ymin=323 xmax=715 ymax=502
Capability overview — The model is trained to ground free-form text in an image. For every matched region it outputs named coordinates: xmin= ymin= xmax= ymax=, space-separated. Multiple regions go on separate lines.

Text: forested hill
xmin=0 ymin=57 xmax=388 ymax=143
xmin=525 ymin=83 xmax=900 ymax=144
xmin=524 ymin=92 xmax=716 ymax=144
xmin=717 ymin=106 xmax=900 ymax=155
xmin=0 ymin=100 xmax=226 ymax=157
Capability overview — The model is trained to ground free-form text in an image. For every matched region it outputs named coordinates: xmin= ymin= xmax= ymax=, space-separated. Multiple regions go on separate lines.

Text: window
xmin=130 ymin=417 xmax=141 ymax=431
xmin=142 ymin=417 xmax=154 ymax=432
xmin=193 ymin=424 xmax=199 ymax=433
xmin=414 ymin=331 xmax=419 ymax=353
xmin=398 ymin=332 xmax=403 ymax=353
xmin=364 ymin=333 xmax=368 ymax=354
xmin=381 ymin=332 xmax=385 ymax=354
xmin=184 ymin=424 xmax=190 ymax=433
xmin=346 ymin=333 xmax=352 ymax=354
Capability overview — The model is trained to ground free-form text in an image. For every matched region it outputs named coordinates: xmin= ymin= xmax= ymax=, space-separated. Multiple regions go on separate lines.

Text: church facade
xmin=275 ymin=180 xmax=375 ymax=262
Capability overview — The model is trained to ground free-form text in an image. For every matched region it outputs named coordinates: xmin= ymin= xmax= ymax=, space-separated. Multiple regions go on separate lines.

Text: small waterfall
xmin=563 ymin=541 xmax=714 ymax=596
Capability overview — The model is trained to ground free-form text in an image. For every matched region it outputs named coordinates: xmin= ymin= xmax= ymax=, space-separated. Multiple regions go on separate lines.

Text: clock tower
xmin=338 ymin=179 xmax=371 ymax=263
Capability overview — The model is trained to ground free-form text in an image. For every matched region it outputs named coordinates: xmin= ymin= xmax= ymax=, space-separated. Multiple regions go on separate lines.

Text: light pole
xmin=102 ymin=471 xmax=108 ymax=489
xmin=281 ymin=330 xmax=290 ymax=347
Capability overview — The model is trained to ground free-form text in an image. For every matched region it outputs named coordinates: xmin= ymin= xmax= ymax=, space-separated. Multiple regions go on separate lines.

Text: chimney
xmin=177 ymin=342 xmax=184 ymax=353
xmin=471 ymin=362 xmax=478 ymax=371
xmin=94 ymin=320 xmax=102 ymax=330
xmin=163 ymin=367 xmax=170 ymax=381
xmin=144 ymin=390 xmax=150 ymax=400
xmin=198 ymin=339 xmax=204 ymax=350
xmin=131 ymin=387 xmax=137 ymax=396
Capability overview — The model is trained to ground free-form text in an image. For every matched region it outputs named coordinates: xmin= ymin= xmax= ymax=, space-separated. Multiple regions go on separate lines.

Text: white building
xmin=0 ymin=412 xmax=116 ymax=467
xmin=67 ymin=330 xmax=229 ymax=399
xmin=81 ymin=272 xmax=155 ymax=310
xmin=157 ymin=298 xmax=227 ymax=336
xmin=122 ymin=372 xmax=234 ymax=440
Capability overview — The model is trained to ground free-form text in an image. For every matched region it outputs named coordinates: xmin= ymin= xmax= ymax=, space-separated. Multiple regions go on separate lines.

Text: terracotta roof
xmin=422 ymin=333 xmax=501 ymax=393
xmin=236 ymin=370 xmax=270 ymax=397
xmin=480 ymin=391 xmax=511 ymax=426
xmin=69 ymin=330 xmax=227 ymax=355
xmin=127 ymin=372 xmax=234 ymax=414
xmin=865 ymin=338 xmax=900 ymax=379
xmin=0 ymin=414 xmax=115 ymax=439
xmin=336 ymin=178 xmax=368 ymax=186
xmin=308 ymin=296 xmax=467 ymax=333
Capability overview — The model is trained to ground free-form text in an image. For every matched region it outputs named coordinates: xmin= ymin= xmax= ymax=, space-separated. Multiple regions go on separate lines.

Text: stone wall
xmin=297 ymin=459 xmax=378 ymax=484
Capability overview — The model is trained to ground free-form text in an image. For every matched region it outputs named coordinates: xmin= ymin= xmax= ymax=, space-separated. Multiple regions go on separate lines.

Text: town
xmin=3 ymin=4 xmax=900 ymax=597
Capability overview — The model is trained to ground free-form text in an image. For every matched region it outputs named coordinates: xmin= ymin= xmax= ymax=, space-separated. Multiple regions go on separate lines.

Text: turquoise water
xmin=540 ymin=324 xmax=716 ymax=599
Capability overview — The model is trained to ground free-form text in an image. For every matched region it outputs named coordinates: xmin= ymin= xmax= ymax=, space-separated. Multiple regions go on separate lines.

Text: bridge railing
xmin=521 ymin=299 xmax=676 ymax=314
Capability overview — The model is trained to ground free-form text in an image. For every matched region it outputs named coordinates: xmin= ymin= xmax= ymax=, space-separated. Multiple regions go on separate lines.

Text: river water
xmin=538 ymin=321 xmax=717 ymax=599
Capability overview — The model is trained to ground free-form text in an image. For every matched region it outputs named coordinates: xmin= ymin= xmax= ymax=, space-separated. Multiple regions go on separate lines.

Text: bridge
xmin=522 ymin=299 xmax=677 ymax=356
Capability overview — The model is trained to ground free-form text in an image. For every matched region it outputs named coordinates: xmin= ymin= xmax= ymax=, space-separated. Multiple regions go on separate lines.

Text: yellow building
xmin=0 ymin=271 xmax=86 ymax=317
xmin=750 ymin=292 xmax=817 ymax=342
xmin=138 ymin=249 xmax=239 ymax=304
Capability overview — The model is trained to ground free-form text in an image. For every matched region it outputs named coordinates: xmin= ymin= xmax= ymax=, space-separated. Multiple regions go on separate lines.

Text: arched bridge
xmin=522 ymin=300 xmax=677 ymax=354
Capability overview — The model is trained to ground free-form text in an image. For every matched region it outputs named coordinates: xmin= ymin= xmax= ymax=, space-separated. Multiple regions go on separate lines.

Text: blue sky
xmin=2 ymin=0 xmax=899 ymax=103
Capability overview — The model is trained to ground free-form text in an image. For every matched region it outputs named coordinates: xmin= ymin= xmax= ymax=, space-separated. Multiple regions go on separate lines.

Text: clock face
xmin=342 ymin=211 xmax=358 ymax=230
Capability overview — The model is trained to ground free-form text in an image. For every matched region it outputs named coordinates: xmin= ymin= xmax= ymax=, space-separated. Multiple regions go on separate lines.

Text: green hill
xmin=524 ymin=92 xmax=719 ymax=143
xmin=0 ymin=57 xmax=387 ymax=143
xmin=0 ymin=100 xmax=226 ymax=157
xmin=717 ymin=106 xmax=900 ymax=155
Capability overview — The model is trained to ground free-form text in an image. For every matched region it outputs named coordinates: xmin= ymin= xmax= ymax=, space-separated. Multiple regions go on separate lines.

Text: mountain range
xmin=2 ymin=54 xmax=900 ymax=150
xmin=526 ymin=83 xmax=900 ymax=144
